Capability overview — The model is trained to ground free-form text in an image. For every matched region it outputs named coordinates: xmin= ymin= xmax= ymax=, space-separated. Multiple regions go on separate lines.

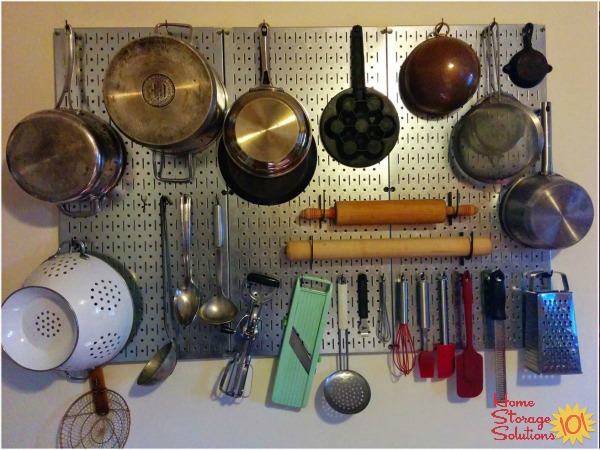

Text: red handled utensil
xmin=456 ymin=270 xmax=483 ymax=397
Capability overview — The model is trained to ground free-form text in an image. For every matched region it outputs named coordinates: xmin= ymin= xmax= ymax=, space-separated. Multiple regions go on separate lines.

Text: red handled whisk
xmin=393 ymin=274 xmax=416 ymax=375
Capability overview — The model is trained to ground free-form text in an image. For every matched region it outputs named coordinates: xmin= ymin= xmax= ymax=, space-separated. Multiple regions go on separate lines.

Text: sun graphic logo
xmin=549 ymin=403 xmax=596 ymax=445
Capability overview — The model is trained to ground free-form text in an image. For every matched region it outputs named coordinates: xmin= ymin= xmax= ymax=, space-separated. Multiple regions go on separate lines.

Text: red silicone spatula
xmin=456 ymin=270 xmax=483 ymax=398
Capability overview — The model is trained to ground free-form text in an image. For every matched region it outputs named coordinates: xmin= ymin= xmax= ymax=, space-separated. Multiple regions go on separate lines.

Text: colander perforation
xmin=90 ymin=333 xmax=122 ymax=359
xmin=42 ymin=255 xmax=79 ymax=277
xmin=91 ymin=280 xmax=122 ymax=312
xmin=35 ymin=310 xmax=63 ymax=338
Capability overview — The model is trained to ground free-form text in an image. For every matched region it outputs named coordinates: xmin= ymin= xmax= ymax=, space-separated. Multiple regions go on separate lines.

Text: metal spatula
xmin=417 ymin=273 xmax=435 ymax=378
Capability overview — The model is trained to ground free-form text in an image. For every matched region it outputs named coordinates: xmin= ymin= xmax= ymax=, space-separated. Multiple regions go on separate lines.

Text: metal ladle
xmin=173 ymin=194 xmax=200 ymax=327
xmin=324 ymin=275 xmax=371 ymax=414
xmin=199 ymin=198 xmax=238 ymax=325
xmin=137 ymin=195 xmax=178 ymax=385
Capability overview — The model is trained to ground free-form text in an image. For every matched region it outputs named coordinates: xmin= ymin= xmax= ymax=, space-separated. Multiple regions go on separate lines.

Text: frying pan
xmin=221 ymin=22 xmax=312 ymax=178
xmin=503 ymin=23 xmax=553 ymax=89
xmin=320 ymin=25 xmax=399 ymax=168
xmin=450 ymin=22 xmax=543 ymax=185
xmin=500 ymin=102 xmax=594 ymax=249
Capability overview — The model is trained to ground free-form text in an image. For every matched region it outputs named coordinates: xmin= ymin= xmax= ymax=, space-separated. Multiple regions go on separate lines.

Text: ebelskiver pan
xmin=218 ymin=139 xmax=317 ymax=206
xmin=320 ymin=25 xmax=399 ymax=168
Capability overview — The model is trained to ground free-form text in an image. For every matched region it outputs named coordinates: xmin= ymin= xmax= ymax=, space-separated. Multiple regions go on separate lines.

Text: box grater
xmin=523 ymin=271 xmax=582 ymax=375
xmin=271 ymin=276 xmax=333 ymax=408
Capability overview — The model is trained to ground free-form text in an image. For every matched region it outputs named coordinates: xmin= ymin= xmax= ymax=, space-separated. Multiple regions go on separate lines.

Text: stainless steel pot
xmin=6 ymin=24 xmax=125 ymax=218
xmin=500 ymin=102 xmax=594 ymax=249
xmin=221 ymin=22 xmax=312 ymax=178
xmin=103 ymin=22 xmax=227 ymax=182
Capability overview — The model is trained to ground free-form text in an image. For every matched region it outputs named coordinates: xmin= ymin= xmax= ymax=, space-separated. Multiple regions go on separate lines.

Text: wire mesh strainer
xmin=451 ymin=21 xmax=543 ymax=185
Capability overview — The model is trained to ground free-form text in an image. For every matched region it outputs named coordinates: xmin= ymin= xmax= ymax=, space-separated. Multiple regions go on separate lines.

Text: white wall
xmin=2 ymin=2 xmax=598 ymax=448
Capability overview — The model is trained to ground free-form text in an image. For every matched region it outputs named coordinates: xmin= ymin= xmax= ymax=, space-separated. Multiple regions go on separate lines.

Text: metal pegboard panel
xmin=56 ymin=27 xmax=233 ymax=362
xmin=223 ymin=27 xmax=392 ymax=356
xmin=386 ymin=23 xmax=551 ymax=352
xmin=55 ymin=24 xmax=552 ymax=363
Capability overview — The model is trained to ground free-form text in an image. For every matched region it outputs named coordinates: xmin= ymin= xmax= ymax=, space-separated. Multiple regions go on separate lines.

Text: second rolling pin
xmin=300 ymin=199 xmax=478 ymax=225
xmin=286 ymin=236 xmax=492 ymax=261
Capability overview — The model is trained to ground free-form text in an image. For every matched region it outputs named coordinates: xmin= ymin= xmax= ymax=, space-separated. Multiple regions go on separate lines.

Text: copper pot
xmin=400 ymin=22 xmax=480 ymax=116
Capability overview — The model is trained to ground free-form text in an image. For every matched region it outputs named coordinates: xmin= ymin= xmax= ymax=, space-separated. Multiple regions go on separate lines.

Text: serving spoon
xmin=173 ymin=194 xmax=200 ymax=327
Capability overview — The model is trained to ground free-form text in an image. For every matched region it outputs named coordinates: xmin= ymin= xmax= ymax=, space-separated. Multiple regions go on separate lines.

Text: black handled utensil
xmin=484 ymin=269 xmax=507 ymax=401
xmin=357 ymin=273 xmax=370 ymax=335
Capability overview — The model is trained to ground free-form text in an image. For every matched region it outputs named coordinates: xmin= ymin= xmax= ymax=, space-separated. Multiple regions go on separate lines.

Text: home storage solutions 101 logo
xmin=490 ymin=394 xmax=596 ymax=445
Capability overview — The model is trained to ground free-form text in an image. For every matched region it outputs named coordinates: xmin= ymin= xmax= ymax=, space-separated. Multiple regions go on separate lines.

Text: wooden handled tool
xmin=300 ymin=199 xmax=478 ymax=225
xmin=286 ymin=236 xmax=492 ymax=261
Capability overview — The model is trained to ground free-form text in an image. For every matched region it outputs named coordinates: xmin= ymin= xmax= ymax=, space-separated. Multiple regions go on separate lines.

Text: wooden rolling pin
xmin=286 ymin=236 xmax=492 ymax=261
xmin=300 ymin=199 xmax=478 ymax=225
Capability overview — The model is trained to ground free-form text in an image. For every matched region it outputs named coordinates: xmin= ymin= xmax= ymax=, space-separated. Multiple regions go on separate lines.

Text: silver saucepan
xmin=103 ymin=22 xmax=227 ymax=183
xmin=499 ymin=102 xmax=594 ymax=249
xmin=7 ymin=24 xmax=125 ymax=217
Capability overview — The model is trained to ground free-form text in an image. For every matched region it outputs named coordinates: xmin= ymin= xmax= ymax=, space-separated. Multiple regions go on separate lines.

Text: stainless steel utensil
xmin=220 ymin=273 xmax=280 ymax=398
xmin=376 ymin=274 xmax=392 ymax=343
xmin=417 ymin=273 xmax=434 ymax=378
xmin=483 ymin=269 xmax=507 ymax=400
xmin=324 ymin=275 xmax=371 ymax=415
xmin=523 ymin=271 xmax=582 ymax=374
xmin=198 ymin=198 xmax=238 ymax=325
xmin=137 ymin=196 xmax=178 ymax=385
xmin=173 ymin=194 xmax=200 ymax=327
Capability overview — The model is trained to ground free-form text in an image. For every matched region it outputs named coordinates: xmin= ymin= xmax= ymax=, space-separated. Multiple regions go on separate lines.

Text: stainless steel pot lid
xmin=103 ymin=33 xmax=220 ymax=149
xmin=6 ymin=110 xmax=102 ymax=203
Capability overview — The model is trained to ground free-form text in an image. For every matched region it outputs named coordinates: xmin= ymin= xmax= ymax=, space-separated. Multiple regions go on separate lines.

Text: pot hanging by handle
xmin=499 ymin=102 xmax=594 ymax=249
xmin=6 ymin=23 xmax=126 ymax=217
xmin=399 ymin=21 xmax=481 ymax=116
xmin=319 ymin=25 xmax=400 ymax=168
xmin=221 ymin=22 xmax=312 ymax=178
xmin=450 ymin=21 xmax=543 ymax=185
xmin=103 ymin=21 xmax=228 ymax=183
xmin=503 ymin=23 xmax=553 ymax=89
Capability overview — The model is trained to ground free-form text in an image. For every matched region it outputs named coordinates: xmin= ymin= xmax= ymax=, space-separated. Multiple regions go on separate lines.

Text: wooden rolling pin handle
xmin=286 ymin=236 xmax=492 ymax=261
xmin=300 ymin=208 xmax=336 ymax=220
xmin=446 ymin=205 xmax=479 ymax=217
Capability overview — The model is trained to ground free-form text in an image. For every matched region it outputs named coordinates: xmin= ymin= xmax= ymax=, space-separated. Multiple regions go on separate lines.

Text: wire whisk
xmin=376 ymin=274 xmax=392 ymax=343
xmin=393 ymin=275 xmax=416 ymax=376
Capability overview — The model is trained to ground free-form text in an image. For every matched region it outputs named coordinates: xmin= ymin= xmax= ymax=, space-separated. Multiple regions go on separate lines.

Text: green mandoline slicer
xmin=271 ymin=276 xmax=333 ymax=408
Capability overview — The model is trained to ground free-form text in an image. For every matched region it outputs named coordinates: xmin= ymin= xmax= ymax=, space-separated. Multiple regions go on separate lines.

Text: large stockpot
xmin=6 ymin=24 xmax=125 ymax=217
xmin=103 ymin=22 xmax=227 ymax=182
xmin=500 ymin=102 xmax=594 ymax=249
xmin=221 ymin=22 xmax=312 ymax=178
xmin=400 ymin=21 xmax=480 ymax=116
xmin=1 ymin=240 xmax=134 ymax=374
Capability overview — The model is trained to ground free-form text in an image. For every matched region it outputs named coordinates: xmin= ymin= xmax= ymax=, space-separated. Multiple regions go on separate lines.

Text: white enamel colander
xmin=2 ymin=239 xmax=133 ymax=373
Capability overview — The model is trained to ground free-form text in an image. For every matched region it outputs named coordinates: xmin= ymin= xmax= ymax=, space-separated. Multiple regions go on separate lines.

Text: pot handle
xmin=58 ymin=197 xmax=102 ymax=218
xmin=155 ymin=22 xmax=194 ymax=45
xmin=540 ymin=102 xmax=552 ymax=176
xmin=152 ymin=151 xmax=195 ymax=183
xmin=55 ymin=22 xmax=75 ymax=110
xmin=258 ymin=22 xmax=272 ymax=86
